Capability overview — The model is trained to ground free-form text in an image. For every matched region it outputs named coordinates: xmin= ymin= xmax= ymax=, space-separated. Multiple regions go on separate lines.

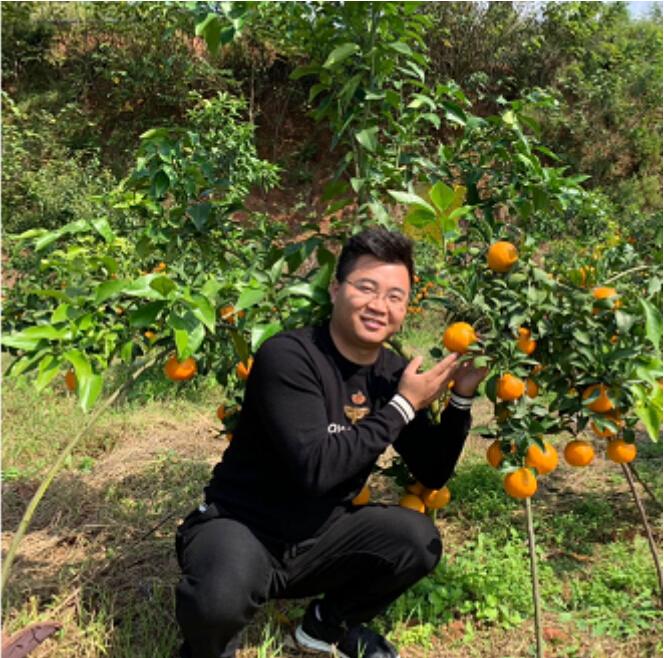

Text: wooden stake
xmin=525 ymin=497 xmax=544 ymax=658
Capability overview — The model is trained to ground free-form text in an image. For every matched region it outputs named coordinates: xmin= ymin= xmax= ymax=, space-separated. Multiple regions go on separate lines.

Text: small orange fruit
xmin=525 ymin=379 xmax=539 ymax=398
xmin=352 ymin=484 xmax=371 ymax=506
xmin=216 ymin=405 xmax=226 ymax=421
xmin=153 ymin=262 xmax=167 ymax=273
xmin=606 ymin=439 xmax=637 ymax=464
xmin=516 ymin=327 xmax=537 ymax=355
xmin=443 ymin=322 xmax=477 ymax=353
xmin=219 ymin=305 xmax=237 ymax=324
xmin=487 ymin=241 xmax=519 ymax=273
xmin=564 ymin=440 xmax=595 ymax=467
xmin=590 ymin=410 xmax=623 ymax=438
xmin=582 ymin=384 xmax=614 ymax=413
xmin=236 ymin=357 xmax=254 ymax=381
xmin=399 ymin=494 xmax=426 ymax=513
xmin=497 ymin=373 xmax=526 ymax=401
xmin=591 ymin=286 xmax=620 ymax=314
xmin=144 ymin=330 xmax=157 ymax=341
xmin=486 ymin=440 xmax=505 ymax=468
xmin=503 ymin=468 xmax=538 ymax=499
xmin=164 ymin=356 xmax=197 ymax=382
xmin=64 ymin=369 xmax=77 ymax=392
xmin=532 ymin=363 xmax=544 ymax=375
xmin=421 ymin=486 xmax=451 ymax=509
xmin=525 ymin=441 xmax=558 ymax=475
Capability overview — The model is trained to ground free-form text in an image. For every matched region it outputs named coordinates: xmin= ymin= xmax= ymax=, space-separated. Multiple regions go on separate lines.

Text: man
xmin=175 ymin=227 xmax=486 ymax=658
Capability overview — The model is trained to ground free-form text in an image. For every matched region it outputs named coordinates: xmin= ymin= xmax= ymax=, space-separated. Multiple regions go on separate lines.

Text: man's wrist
xmin=449 ymin=390 xmax=473 ymax=411
xmin=389 ymin=393 xmax=416 ymax=423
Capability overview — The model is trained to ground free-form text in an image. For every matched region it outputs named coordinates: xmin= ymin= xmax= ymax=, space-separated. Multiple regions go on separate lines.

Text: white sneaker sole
xmin=294 ymin=625 xmax=351 ymax=658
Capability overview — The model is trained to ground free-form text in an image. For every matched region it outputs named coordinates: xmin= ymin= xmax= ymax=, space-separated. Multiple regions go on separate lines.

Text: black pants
xmin=175 ymin=503 xmax=443 ymax=658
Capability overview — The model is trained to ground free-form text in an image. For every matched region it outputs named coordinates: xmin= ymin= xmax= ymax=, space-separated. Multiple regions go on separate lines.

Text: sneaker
xmin=295 ymin=600 xmax=400 ymax=658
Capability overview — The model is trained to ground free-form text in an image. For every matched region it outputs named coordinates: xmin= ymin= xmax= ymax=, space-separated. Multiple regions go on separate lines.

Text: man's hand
xmin=398 ymin=354 xmax=459 ymax=411
xmin=451 ymin=359 xmax=489 ymax=397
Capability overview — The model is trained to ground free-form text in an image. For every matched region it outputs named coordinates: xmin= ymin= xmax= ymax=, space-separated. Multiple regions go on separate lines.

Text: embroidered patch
xmin=344 ymin=405 xmax=370 ymax=424
xmin=351 ymin=390 xmax=367 ymax=405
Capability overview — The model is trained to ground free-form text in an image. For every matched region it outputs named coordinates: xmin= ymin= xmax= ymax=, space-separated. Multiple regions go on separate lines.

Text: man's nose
xmin=365 ymin=294 xmax=388 ymax=312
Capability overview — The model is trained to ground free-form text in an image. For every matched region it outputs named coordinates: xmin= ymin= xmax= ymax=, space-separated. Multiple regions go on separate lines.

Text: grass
xmin=2 ymin=357 xmax=662 ymax=658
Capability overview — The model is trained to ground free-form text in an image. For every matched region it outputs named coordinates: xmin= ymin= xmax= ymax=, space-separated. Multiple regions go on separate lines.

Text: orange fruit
xmin=406 ymin=481 xmax=425 ymax=496
xmin=486 ymin=440 xmax=505 ymax=468
xmin=525 ymin=379 xmax=539 ymax=398
xmin=503 ymin=468 xmax=538 ymax=499
xmin=236 ymin=357 xmax=254 ymax=381
xmin=399 ymin=494 xmax=426 ymax=513
xmin=220 ymin=305 xmax=237 ymax=324
xmin=421 ymin=486 xmax=451 ymax=509
xmin=606 ymin=439 xmax=637 ymax=464
xmin=442 ymin=322 xmax=477 ymax=353
xmin=487 ymin=241 xmax=519 ymax=273
xmin=590 ymin=410 xmax=623 ymax=438
xmin=352 ymin=484 xmax=371 ymax=506
xmin=153 ymin=262 xmax=167 ymax=273
xmin=516 ymin=327 xmax=536 ymax=355
xmin=582 ymin=384 xmax=614 ymax=413
xmin=144 ymin=330 xmax=157 ymax=341
xmin=497 ymin=373 xmax=526 ymax=401
xmin=532 ymin=363 xmax=544 ymax=375
xmin=525 ymin=441 xmax=558 ymax=475
xmin=591 ymin=286 xmax=620 ymax=314
xmin=564 ymin=440 xmax=595 ymax=467
xmin=64 ymin=369 xmax=77 ymax=392
xmin=164 ymin=356 xmax=197 ymax=382
xmin=216 ymin=405 xmax=226 ymax=421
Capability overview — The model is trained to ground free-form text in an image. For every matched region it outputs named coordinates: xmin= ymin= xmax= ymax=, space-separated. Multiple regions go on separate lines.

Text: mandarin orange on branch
xmin=516 ymin=327 xmax=537 ymax=355
xmin=164 ymin=356 xmax=197 ymax=382
xmin=582 ymin=384 xmax=614 ymax=413
xmin=606 ymin=439 xmax=637 ymax=464
xmin=497 ymin=373 xmax=526 ymax=401
xmin=64 ymin=369 xmax=77 ymax=392
xmin=443 ymin=322 xmax=477 ymax=353
xmin=421 ymin=486 xmax=451 ymax=510
xmin=399 ymin=494 xmax=426 ymax=513
xmin=487 ymin=241 xmax=519 ymax=273
xmin=503 ymin=467 xmax=538 ymax=499
xmin=564 ymin=440 xmax=595 ymax=467
xmin=525 ymin=441 xmax=558 ymax=475
xmin=236 ymin=357 xmax=254 ymax=381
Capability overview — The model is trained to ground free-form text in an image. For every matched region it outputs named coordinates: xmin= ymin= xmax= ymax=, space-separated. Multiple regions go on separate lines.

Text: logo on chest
xmin=344 ymin=390 xmax=370 ymax=424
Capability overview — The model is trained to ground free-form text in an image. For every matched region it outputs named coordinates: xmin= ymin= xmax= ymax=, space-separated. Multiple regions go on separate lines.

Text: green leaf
xmin=95 ymin=279 xmax=129 ymax=304
xmin=120 ymin=341 xmax=134 ymax=364
xmin=429 ymin=181 xmax=455 ymax=214
xmin=188 ymin=203 xmax=212 ymax=232
xmin=124 ymin=275 xmax=167 ymax=300
xmin=388 ymin=41 xmax=413 ymax=56
xmin=150 ymin=276 xmax=177 ymax=297
xmin=128 ymin=301 xmax=166 ymax=328
xmin=236 ymin=286 xmax=266 ymax=311
xmin=63 ymin=349 xmax=93 ymax=378
xmin=51 ymin=303 xmax=71 ymax=324
xmin=387 ymin=190 xmax=435 ymax=214
xmin=91 ymin=218 xmax=115 ymax=243
xmin=631 ymin=382 xmax=663 ymax=441
xmin=1 ymin=331 xmax=43 ymax=351
xmin=251 ymin=322 xmax=282 ymax=352
xmin=639 ymin=299 xmax=662 ymax=356
xmin=35 ymin=354 xmax=62 ymax=392
xmin=190 ymin=294 xmax=216 ymax=333
xmin=421 ymin=112 xmax=441 ymax=129
xmin=355 ymin=126 xmax=379 ymax=153
xmin=78 ymin=373 xmax=104 ymax=413
xmin=169 ymin=311 xmax=205 ymax=359
xmin=195 ymin=13 xmax=223 ymax=55
xmin=323 ymin=42 xmax=360 ymax=68
xmin=151 ymin=170 xmax=170 ymax=199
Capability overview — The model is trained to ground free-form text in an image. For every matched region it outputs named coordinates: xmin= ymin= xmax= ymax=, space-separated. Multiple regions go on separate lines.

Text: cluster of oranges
xmin=408 ymin=278 xmax=437 ymax=315
xmin=398 ymin=481 xmax=451 ymax=513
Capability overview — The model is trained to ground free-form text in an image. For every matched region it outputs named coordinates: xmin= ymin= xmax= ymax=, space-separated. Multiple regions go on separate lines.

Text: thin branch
xmin=605 ymin=265 xmax=651 ymax=284
xmin=526 ymin=497 xmax=544 ymax=658
xmin=628 ymin=462 xmax=661 ymax=507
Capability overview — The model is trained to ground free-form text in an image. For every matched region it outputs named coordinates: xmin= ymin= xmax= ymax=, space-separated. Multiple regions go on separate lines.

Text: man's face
xmin=330 ymin=255 xmax=411 ymax=349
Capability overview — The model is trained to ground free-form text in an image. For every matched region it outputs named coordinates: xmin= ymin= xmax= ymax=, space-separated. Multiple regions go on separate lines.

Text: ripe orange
xmin=216 ymin=405 xmax=226 ymax=421
xmin=352 ymin=484 xmax=371 ymax=506
xmin=525 ymin=441 xmax=558 ymax=475
xmin=64 ymin=369 xmax=77 ymax=392
xmin=399 ymin=494 xmax=425 ymax=513
xmin=606 ymin=439 xmax=637 ymax=464
xmin=236 ymin=357 xmax=254 ymax=381
xmin=443 ymin=322 xmax=477 ymax=353
xmin=525 ymin=379 xmax=539 ymax=398
xmin=590 ymin=410 xmax=623 ymax=438
xmin=503 ymin=468 xmax=538 ymax=499
xmin=421 ymin=486 xmax=451 ymax=509
xmin=516 ymin=327 xmax=536 ymax=355
xmin=591 ymin=286 xmax=620 ymax=313
xmin=486 ymin=440 xmax=505 ymax=468
xmin=487 ymin=241 xmax=519 ymax=273
xmin=219 ymin=305 xmax=237 ymax=324
xmin=144 ymin=330 xmax=157 ymax=341
xmin=164 ymin=356 xmax=197 ymax=382
xmin=564 ymin=440 xmax=595 ymax=467
xmin=582 ymin=384 xmax=614 ymax=413
xmin=153 ymin=262 xmax=167 ymax=273
xmin=497 ymin=373 xmax=526 ymax=401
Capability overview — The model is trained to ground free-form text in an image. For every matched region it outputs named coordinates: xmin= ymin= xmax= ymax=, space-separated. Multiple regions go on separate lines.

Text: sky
xmin=626 ymin=1 xmax=661 ymax=17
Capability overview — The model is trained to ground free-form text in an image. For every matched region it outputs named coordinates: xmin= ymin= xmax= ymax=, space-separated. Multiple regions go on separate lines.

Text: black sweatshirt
xmin=205 ymin=323 xmax=471 ymax=546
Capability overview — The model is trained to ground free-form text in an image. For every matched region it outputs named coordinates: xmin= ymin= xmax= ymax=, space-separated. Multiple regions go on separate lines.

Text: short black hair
xmin=335 ymin=227 xmax=414 ymax=284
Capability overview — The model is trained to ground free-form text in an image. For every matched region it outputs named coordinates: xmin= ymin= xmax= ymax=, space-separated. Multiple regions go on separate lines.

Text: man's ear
xmin=329 ymin=280 xmax=340 ymax=303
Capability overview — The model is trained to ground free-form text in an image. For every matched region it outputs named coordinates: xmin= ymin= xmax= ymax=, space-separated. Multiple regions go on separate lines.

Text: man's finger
xmin=404 ymin=355 xmax=424 ymax=376
xmin=430 ymin=352 xmax=458 ymax=376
